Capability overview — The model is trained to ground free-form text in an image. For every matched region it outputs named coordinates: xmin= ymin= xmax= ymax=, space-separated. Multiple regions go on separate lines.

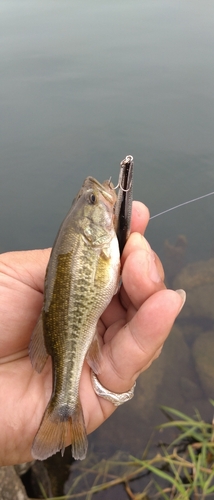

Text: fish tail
xmin=31 ymin=398 xmax=88 ymax=461
xmin=71 ymin=399 xmax=88 ymax=460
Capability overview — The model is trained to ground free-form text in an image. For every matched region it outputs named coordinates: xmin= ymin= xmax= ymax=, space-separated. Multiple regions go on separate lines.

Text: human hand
xmin=0 ymin=201 xmax=185 ymax=465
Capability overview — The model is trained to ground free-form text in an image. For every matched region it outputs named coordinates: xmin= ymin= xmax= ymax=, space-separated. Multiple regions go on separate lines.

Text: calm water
xmin=1 ymin=0 xmax=214 ymax=495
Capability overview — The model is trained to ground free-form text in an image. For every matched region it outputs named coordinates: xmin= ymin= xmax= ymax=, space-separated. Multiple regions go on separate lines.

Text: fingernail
xmin=175 ymin=289 xmax=186 ymax=312
xmin=148 ymin=251 xmax=162 ymax=283
xmin=140 ymin=235 xmax=152 ymax=252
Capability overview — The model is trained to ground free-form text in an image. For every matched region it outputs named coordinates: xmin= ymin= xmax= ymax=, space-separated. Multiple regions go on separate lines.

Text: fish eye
xmin=89 ymin=192 xmax=96 ymax=204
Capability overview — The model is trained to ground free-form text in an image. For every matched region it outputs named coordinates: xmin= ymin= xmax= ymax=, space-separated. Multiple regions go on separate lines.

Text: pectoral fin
xmin=86 ymin=331 xmax=102 ymax=374
xmin=29 ymin=313 xmax=48 ymax=373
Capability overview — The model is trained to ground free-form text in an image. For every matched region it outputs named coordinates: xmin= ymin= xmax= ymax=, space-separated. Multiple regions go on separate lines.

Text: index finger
xmin=130 ymin=201 xmax=150 ymax=235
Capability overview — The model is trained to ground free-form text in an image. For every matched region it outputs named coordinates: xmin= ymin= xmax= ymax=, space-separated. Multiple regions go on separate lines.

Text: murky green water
xmin=1 ymin=0 xmax=214 ymax=497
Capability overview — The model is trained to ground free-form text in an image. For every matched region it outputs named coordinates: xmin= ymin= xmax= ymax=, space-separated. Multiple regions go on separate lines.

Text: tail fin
xmin=31 ymin=399 xmax=88 ymax=461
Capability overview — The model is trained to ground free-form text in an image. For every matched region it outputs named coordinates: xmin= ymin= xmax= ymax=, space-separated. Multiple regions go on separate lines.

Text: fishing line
xmin=150 ymin=191 xmax=214 ymax=220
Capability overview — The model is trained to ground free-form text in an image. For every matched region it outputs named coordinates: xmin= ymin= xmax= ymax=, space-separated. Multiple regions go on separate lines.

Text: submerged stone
xmin=173 ymin=257 xmax=214 ymax=321
xmin=193 ymin=331 xmax=214 ymax=398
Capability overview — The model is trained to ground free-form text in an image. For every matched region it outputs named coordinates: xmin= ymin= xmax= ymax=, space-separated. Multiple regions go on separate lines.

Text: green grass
xmin=32 ymin=402 xmax=214 ymax=500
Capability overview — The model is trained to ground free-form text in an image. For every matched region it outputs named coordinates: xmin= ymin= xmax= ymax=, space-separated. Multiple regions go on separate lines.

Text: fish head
xmin=72 ymin=177 xmax=117 ymax=244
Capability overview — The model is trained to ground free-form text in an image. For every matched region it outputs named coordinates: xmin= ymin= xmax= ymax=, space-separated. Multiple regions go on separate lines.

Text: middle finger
xmin=120 ymin=233 xmax=165 ymax=311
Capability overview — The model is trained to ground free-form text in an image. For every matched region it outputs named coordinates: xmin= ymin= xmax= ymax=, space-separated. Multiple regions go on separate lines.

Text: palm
xmin=0 ymin=203 xmax=183 ymax=466
xmin=0 ymin=250 xmax=51 ymax=464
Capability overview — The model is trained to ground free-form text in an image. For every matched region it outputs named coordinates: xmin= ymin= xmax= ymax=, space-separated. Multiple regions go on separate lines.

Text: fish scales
xmin=58 ymin=240 xmax=112 ymax=403
xmin=29 ymin=176 xmax=120 ymax=461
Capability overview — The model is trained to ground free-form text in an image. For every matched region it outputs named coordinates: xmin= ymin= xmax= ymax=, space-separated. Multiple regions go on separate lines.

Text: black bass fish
xmin=29 ymin=176 xmax=121 ymax=461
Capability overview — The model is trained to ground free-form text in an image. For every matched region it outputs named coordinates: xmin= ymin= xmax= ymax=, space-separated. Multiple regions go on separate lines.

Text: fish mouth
xmin=86 ymin=176 xmax=115 ymax=204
